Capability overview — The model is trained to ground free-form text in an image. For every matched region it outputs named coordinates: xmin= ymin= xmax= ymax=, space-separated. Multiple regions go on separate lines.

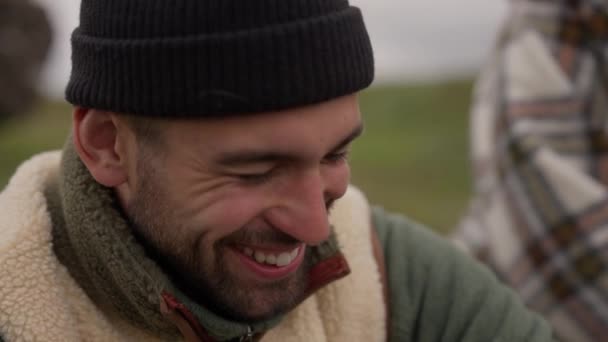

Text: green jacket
xmin=374 ymin=207 xmax=552 ymax=341
xmin=0 ymin=147 xmax=553 ymax=341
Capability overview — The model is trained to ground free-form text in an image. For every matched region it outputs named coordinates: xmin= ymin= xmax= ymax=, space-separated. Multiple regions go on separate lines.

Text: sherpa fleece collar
xmin=49 ymin=140 xmax=349 ymax=341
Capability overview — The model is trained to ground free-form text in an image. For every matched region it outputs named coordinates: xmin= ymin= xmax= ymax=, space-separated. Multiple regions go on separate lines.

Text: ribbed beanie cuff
xmin=66 ymin=0 xmax=374 ymax=117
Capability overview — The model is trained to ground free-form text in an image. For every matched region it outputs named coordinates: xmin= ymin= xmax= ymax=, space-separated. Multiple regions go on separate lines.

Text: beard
xmin=124 ymin=158 xmax=312 ymax=322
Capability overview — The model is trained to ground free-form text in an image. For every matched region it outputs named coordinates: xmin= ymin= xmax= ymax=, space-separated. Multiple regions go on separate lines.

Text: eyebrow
xmin=216 ymin=122 xmax=364 ymax=166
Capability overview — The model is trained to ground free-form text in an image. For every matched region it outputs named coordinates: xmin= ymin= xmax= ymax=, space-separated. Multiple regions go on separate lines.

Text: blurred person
xmin=0 ymin=0 xmax=51 ymax=120
xmin=456 ymin=0 xmax=608 ymax=340
xmin=0 ymin=1 xmax=553 ymax=341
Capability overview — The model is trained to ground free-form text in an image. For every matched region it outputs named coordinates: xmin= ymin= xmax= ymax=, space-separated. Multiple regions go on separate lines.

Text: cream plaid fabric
xmin=456 ymin=0 xmax=608 ymax=340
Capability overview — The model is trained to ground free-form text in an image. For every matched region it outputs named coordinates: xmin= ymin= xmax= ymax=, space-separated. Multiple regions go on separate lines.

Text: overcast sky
xmin=34 ymin=0 xmax=508 ymax=98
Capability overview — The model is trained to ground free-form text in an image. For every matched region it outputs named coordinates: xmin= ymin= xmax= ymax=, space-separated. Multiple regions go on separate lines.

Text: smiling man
xmin=0 ymin=0 xmax=555 ymax=341
xmin=108 ymin=96 xmax=363 ymax=323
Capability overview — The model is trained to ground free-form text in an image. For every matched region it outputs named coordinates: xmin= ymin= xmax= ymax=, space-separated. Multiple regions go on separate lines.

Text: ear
xmin=72 ymin=107 xmax=128 ymax=187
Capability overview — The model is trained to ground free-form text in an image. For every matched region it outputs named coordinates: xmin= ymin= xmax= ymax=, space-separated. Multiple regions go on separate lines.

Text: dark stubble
xmin=125 ymin=153 xmax=312 ymax=322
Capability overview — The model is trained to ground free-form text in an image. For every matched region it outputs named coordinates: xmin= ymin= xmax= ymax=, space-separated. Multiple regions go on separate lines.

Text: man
xmin=456 ymin=0 xmax=608 ymax=340
xmin=0 ymin=1 xmax=553 ymax=341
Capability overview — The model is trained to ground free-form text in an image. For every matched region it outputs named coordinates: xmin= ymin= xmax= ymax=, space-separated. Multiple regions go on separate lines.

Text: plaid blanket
xmin=455 ymin=0 xmax=608 ymax=340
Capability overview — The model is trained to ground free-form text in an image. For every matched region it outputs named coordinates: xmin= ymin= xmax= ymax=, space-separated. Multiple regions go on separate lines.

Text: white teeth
xmin=276 ymin=253 xmax=292 ymax=267
xmin=265 ymin=254 xmax=277 ymax=264
xmin=244 ymin=246 xmax=300 ymax=267
xmin=254 ymin=251 xmax=266 ymax=263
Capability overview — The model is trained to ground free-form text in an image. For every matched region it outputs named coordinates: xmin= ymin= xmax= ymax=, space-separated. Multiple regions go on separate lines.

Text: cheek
xmin=325 ymin=163 xmax=351 ymax=199
xmin=168 ymin=186 xmax=272 ymax=244
xmin=341 ymin=163 xmax=351 ymax=183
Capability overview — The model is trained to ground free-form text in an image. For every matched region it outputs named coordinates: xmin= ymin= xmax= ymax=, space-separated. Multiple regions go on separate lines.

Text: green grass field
xmin=0 ymin=80 xmax=473 ymax=233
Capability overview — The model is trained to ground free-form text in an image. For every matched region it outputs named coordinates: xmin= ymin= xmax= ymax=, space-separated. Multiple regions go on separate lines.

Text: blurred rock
xmin=0 ymin=0 xmax=52 ymax=120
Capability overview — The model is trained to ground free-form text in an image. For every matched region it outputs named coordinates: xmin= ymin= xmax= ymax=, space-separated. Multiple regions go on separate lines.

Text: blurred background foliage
xmin=0 ymin=79 xmax=473 ymax=234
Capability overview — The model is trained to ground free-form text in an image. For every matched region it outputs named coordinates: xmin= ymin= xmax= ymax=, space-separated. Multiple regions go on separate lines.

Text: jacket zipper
xmin=239 ymin=326 xmax=254 ymax=342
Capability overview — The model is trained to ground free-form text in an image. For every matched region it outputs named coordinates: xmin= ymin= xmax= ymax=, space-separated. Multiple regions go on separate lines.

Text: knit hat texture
xmin=66 ymin=0 xmax=374 ymax=117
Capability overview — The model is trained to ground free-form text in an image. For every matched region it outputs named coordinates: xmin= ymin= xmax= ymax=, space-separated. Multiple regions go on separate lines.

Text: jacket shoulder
xmin=0 ymin=151 xmax=62 ymax=250
xmin=372 ymin=207 xmax=554 ymax=341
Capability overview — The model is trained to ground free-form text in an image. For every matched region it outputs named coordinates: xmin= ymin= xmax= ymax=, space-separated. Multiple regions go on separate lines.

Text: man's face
xmin=120 ymin=95 xmax=363 ymax=322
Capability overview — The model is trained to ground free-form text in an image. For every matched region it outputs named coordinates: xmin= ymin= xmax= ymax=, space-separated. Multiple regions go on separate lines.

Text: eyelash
xmin=237 ymin=151 xmax=349 ymax=184
xmin=323 ymin=150 xmax=350 ymax=164
xmin=238 ymin=169 xmax=275 ymax=184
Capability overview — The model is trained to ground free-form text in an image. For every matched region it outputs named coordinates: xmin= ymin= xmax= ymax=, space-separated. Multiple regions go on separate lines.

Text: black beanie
xmin=65 ymin=0 xmax=374 ymax=117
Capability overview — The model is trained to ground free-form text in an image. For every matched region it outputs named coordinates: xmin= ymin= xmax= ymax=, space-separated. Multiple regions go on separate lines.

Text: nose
xmin=266 ymin=166 xmax=349 ymax=245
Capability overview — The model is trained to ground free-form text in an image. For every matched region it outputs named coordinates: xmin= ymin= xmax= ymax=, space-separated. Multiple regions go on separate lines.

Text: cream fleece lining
xmin=0 ymin=152 xmax=385 ymax=341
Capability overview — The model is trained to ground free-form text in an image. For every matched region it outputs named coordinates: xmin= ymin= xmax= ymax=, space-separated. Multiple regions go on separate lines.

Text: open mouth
xmin=233 ymin=244 xmax=305 ymax=280
xmin=242 ymin=246 xmax=300 ymax=267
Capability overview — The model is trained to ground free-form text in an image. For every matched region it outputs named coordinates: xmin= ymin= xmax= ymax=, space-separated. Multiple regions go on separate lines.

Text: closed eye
xmin=323 ymin=150 xmax=350 ymax=165
xmin=234 ymin=167 xmax=276 ymax=184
